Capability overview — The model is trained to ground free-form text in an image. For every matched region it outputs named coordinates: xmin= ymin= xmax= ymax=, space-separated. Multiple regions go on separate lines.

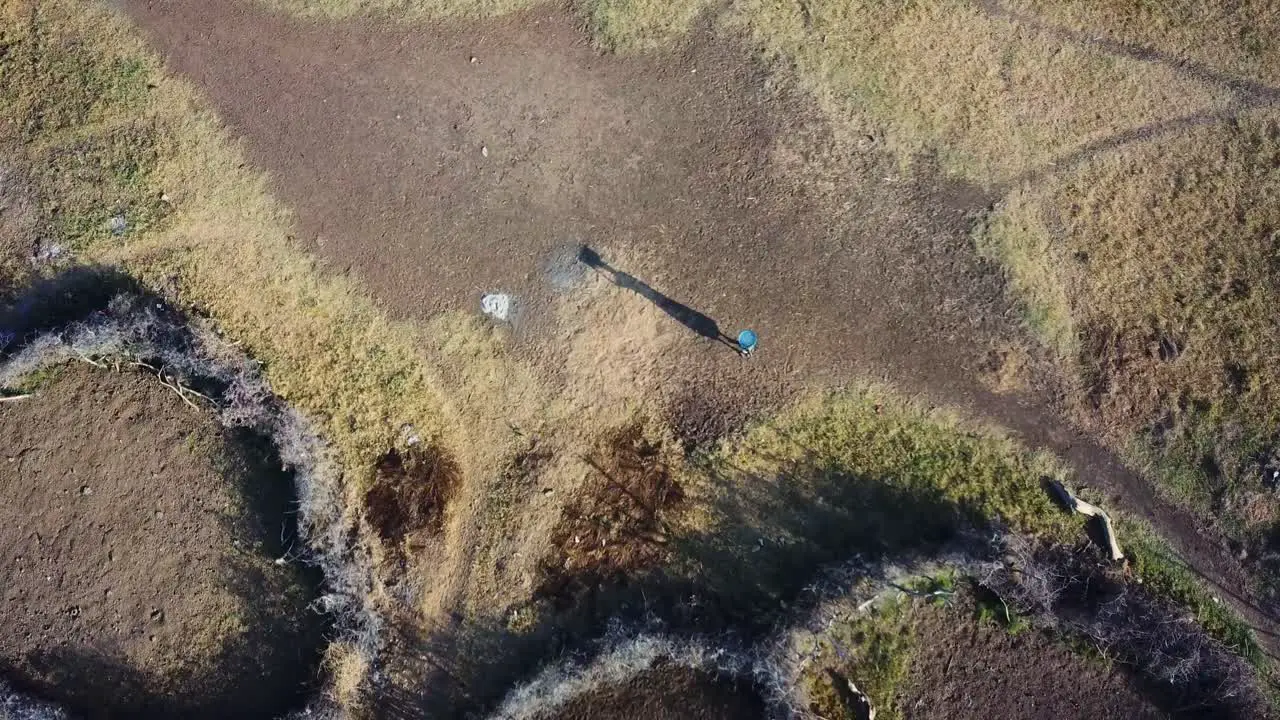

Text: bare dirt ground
xmin=540 ymin=663 xmax=764 ymax=720
xmin=113 ymin=0 xmax=1280 ymax=665
xmin=906 ymin=599 xmax=1167 ymax=717
xmin=901 ymin=605 xmax=1164 ymax=720
xmin=115 ymin=0 xmax=1010 ymax=429
xmin=0 ymin=364 xmax=325 ymax=718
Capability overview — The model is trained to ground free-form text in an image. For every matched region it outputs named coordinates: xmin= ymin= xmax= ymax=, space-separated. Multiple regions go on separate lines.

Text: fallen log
xmin=1048 ymin=479 xmax=1124 ymax=561
xmin=826 ymin=669 xmax=876 ymax=720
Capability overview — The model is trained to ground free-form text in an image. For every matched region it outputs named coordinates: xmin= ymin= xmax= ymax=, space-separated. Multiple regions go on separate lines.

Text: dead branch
xmin=826 ymin=669 xmax=876 ymax=720
xmin=74 ymin=351 xmax=105 ymax=368
xmin=1049 ymin=480 xmax=1124 ymax=561
xmin=133 ymin=360 xmax=214 ymax=410
xmin=0 ymin=393 xmax=33 ymax=403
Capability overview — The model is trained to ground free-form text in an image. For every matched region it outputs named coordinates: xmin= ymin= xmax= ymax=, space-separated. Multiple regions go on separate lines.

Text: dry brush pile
xmin=487 ymin=530 xmax=1266 ymax=720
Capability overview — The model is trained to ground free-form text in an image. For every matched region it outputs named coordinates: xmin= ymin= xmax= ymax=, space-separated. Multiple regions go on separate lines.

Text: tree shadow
xmin=0 ymin=265 xmax=141 ymax=352
xmin=372 ymin=435 xmax=990 ymax=718
xmin=673 ymin=443 xmax=984 ymax=632
xmin=578 ymin=246 xmax=740 ymax=351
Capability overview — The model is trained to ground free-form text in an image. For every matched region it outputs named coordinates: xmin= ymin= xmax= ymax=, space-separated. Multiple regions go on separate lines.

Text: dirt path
xmin=115 ymin=0 xmax=1280 ymax=664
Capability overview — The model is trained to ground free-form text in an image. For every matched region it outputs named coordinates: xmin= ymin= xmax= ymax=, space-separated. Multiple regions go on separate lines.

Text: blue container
xmin=737 ymin=330 xmax=758 ymax=353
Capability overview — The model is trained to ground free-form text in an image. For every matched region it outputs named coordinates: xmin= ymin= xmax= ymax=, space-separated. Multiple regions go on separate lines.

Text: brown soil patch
xmin=902 ymin=604 xmax=1163 ymax=720
xmin=0 ymin=364 xmax=325 ymax=718
xmin=365 ymin=445 xmax=461 ymax=548
xmin=542 ymin=663 xmax=764 ymax=720
xmin=538 ymin=425 xmax=683 ymax=608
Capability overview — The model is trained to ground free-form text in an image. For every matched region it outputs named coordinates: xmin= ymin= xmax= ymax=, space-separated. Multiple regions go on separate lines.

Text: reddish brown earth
xmin=119 ymin=0 xmax=1280 ymax=669
xmin=543 ymin=664 xmax=764 ymax=720
xmin=0 ymin=364 xmax=324 ymax=718
xmin=902 ymin=606 xmax=1164 ymax=720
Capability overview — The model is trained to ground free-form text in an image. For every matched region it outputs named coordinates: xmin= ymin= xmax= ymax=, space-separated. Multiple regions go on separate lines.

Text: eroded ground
xmin=0 ymin=364 xmax=325 ymax=718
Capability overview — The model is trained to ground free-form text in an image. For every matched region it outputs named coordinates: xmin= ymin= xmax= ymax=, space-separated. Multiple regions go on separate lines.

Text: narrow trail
xmin=116 ymin=0 xmax=1280 ymax=662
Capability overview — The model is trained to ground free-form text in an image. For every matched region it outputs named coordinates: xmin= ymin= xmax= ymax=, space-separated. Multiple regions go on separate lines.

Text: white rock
xmin=481 ymin=293 xmax=512 ymax=321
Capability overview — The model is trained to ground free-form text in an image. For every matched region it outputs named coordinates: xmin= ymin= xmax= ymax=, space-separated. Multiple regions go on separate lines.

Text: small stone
xmin=80 ymin=485 xmax=92 ymax=496
xmin=469 ymin=56 xmax=477 ymax=63
xmin=150 ymin=608 xmax=164 ymax=623
xmin=481 ymin=145 xmax=489 ymax=158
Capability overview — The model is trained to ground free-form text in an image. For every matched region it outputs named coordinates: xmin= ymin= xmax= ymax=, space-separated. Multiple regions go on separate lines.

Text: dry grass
xmin=1010 ymin=0 xmax=1280 ymax=87
xmin=987 ymin=110 xmax=1280 ymax=524
xmin=728 ymin=0 xmax=1236 ymax=186
xmin=582 ymin=0 xmax=712 ymax=51
xmin=256 ymin=0 xmax=536 ymax=20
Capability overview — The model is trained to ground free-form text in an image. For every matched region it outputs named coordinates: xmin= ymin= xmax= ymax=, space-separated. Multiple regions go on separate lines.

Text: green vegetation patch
xmin=802 ymin=597 xmax=914 ymax=720
xmin=675 ymin=385 xmax=1076 ymax=622
xmin=1 ymin=4 xmax=167 ymax=251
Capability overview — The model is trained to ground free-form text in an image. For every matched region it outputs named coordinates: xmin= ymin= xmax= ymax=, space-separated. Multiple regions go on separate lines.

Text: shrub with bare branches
xmin=979 ymin=535 xmax=1263 ymax=718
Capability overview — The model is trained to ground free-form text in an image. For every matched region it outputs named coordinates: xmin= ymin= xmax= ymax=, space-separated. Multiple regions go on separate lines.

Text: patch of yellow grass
xmin=725 ymin=0 xmax=1233 ymax=186
xmin=1010 ymin=0 xmax=1280 ymax=87
xmin=976 ymin=197 xmax=1076 ymax=357
xmin=255 ymin=0 xmax=537 ymax=20
xmin=582 ymin=0 xmax=712 ymax=51
xmin=989 ymin=109 xmax=1280 ymax=514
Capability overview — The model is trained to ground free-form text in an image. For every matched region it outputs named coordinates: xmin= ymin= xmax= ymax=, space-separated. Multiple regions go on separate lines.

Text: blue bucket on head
xmin=737 ymin=330 xmax=758 ymax=352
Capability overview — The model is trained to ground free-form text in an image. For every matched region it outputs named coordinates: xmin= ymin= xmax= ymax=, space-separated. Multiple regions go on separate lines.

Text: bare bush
xmin=0 ymin=679 xmax=69 ymax=720
xmin=488 ymin=626 xmax=752 ymax=720
xmin=979 ymin=535 xmax=1263 ymax=718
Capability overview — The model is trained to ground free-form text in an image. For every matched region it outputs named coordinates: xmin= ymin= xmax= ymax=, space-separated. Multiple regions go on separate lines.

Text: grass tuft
xmin=802 ymin=598 xmax=913 ymax=720
xmin=581 ymin=0 xmax=710 ymax=51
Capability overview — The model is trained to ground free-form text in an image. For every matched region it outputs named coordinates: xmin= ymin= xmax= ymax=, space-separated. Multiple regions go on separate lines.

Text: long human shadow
xmin=578 ymin=246 xmax=740 ymax=351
